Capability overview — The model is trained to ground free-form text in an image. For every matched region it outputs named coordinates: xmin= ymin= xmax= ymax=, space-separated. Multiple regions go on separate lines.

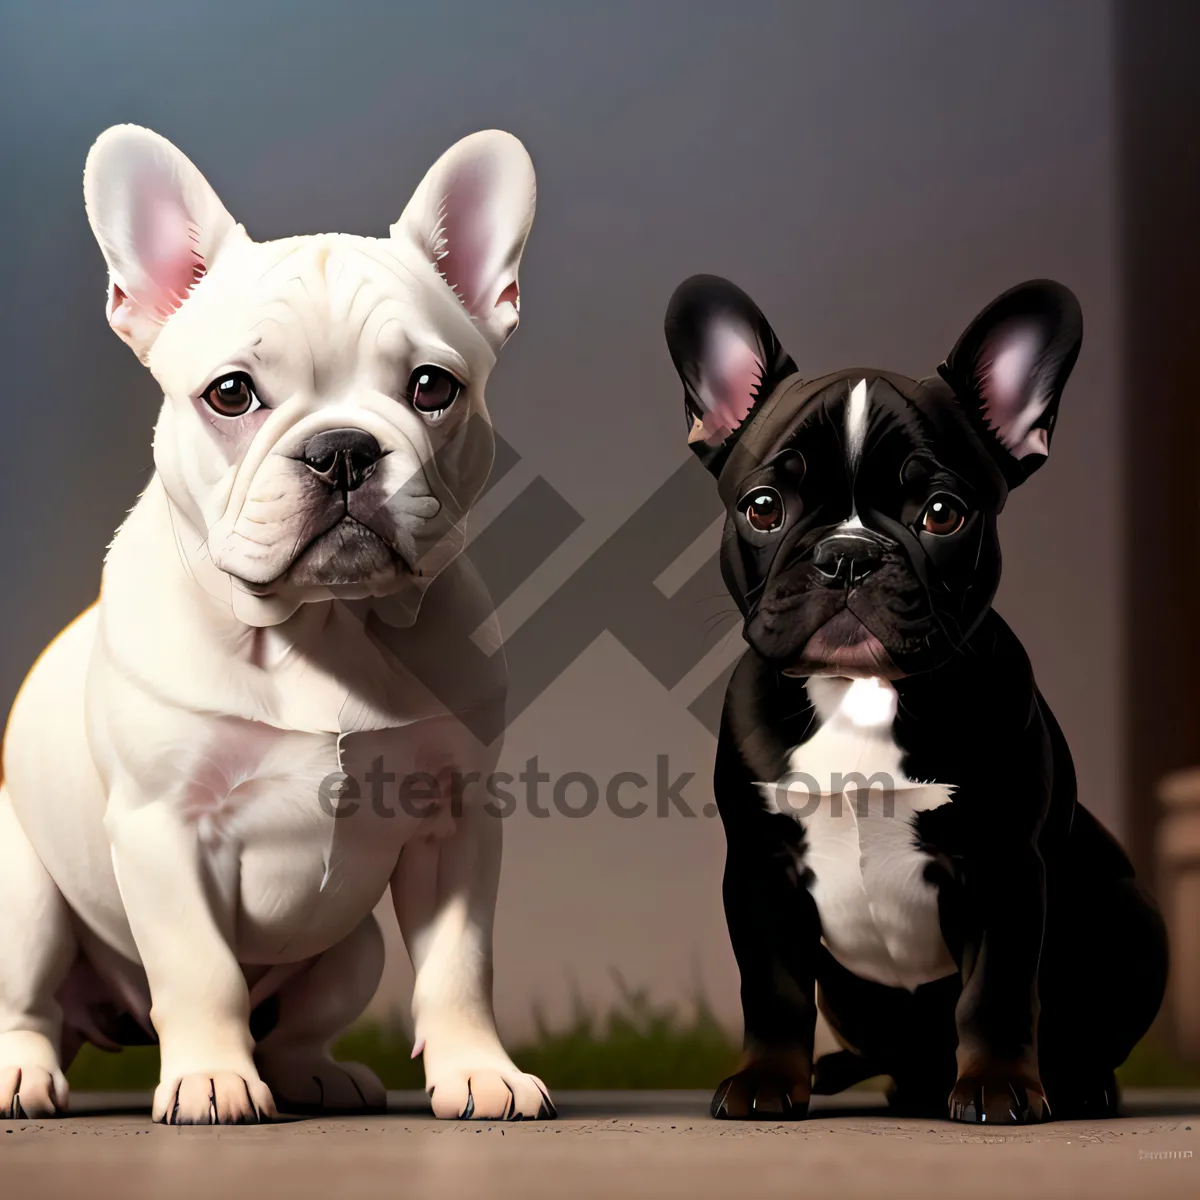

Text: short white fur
xmin=0 ymin=125 xmax=550 ymax=1126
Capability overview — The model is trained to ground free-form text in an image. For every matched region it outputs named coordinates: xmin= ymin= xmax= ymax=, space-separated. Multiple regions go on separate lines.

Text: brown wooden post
xmin=1117 ymin=8 xmax=1200 ymax=881
xmin=1158 ymin=770 xmax=1200 ymax=1059
xmin=1119 ymin=0 xmax=1200 ymax=1057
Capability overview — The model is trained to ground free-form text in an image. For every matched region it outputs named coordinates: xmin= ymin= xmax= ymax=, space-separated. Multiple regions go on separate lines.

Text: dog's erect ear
xmin=392 ymin=131 xmax=536 ymax=350
xmin=664 ymin=275 xmax=797 ymax=474
xmin=938 ymin=279 xmax=1082 ymax=483
xmin=84 ymin=125 xmax=239 ymax=361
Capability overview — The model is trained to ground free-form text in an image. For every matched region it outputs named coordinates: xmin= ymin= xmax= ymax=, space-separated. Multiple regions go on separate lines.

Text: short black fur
xmin=664 ymin=276 xmax=1167 ymax=1124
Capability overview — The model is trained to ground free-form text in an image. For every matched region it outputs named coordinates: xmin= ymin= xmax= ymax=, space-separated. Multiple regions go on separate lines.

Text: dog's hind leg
xmin=0 ymin=785 xmax=75 ymax=1117
xmin=253 ymin=914 xmax=387 ymax=1114
xmin=1038 ymin=872 xmax=1168 ymax=1118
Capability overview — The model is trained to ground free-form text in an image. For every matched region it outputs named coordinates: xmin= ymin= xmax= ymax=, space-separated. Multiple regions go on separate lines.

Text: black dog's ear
xmin=938 ymin=279 xmax=1082 ymax=484
xmin=664 ymin=275 xmax=797 ymax=474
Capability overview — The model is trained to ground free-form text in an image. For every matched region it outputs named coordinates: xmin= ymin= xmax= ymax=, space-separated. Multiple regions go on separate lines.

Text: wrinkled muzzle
xmin=206 ymin=414 xmax=466 ymax=597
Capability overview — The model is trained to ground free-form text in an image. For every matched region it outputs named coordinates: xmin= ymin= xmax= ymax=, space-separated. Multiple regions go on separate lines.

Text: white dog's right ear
xmin=83 ymin=125 xmax=239 ymax=360
xmin=391 ymin=130 xmax=536 ymax=350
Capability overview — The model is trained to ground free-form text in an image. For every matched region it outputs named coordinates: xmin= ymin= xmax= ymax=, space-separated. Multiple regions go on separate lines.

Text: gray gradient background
xmin=0 ymin=1 xmax=1119 ymax=1036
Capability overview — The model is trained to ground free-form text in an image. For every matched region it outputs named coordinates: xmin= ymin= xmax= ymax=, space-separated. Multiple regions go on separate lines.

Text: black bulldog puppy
xmin=664 ymin=276 xmax=1167 ymax=1124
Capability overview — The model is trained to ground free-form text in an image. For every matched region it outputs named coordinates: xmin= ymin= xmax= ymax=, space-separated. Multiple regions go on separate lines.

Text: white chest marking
xmin=760 ymin=676 xmax=957 ymax=991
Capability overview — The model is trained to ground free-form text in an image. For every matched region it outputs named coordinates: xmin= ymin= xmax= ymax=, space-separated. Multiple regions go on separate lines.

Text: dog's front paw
xmin=0 ymin=1033 xmax=69 ymax=1118
xmin=427 ymin=1064 xmax=555 ymax=1121
xmin=153 ymin=1071 xmax=278 ymax=1125
xmin=948 ymin=1071 xmax=1049 ymax=1125
xmin=0 ymin=1065 xmax=67 ymax=1119
xmin=711 ymin=1059 xmax=811 ymax=1120
xmin=257 ymin=1053 xmax=386 ymax=1115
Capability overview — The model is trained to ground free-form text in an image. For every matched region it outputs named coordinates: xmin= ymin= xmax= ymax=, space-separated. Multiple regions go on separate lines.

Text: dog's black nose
xmin=300 ymin=428 xmax=382 ymax=492
xmin=812 ymin=534 xmax=885 ymax=586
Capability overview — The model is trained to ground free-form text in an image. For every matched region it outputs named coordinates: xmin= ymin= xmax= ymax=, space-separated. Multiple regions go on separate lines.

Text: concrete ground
xmin=1 ymin=1091 xmax=1197 ymax=1199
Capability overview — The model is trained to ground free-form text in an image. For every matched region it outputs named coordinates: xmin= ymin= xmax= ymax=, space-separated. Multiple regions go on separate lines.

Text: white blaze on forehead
xmin=845 ymin=378 xmax=869 ymax=468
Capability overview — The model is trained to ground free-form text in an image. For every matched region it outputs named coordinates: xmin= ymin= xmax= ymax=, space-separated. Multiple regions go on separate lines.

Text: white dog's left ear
xmin=392 ymin=130 xmax=536 ymax=349
xmin=83 ymin=125 xmax=239 ymax=360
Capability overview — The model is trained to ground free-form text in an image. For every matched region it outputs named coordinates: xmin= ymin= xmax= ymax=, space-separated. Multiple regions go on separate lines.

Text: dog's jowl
xmin=664 ymin=274 xmax=1167 ymax=1123
xmin=0 ymin=126 xmax=554 ymax=1124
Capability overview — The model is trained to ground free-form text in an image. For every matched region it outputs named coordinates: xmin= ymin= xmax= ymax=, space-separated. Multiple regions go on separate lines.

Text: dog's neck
xmin=97 ymin=474 xmax=482 ymax=733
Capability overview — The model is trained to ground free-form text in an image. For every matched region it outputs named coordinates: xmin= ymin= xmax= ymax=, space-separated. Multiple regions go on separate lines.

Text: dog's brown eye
xmin=921 ymin=495 xmax=965 ymax=536
xmin=743 ymin=487 xmax=785 ymax=533
xmin=203 ymin=372 xmax=260 ymax=419
xmin=409 ymin=365 xmax=462 ymax=422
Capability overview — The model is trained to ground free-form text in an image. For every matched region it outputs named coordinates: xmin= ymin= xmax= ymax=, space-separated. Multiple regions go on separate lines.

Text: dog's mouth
xmin=782 ymin=608 xmax=903 ymax=680
xmin=232 ymin=517 xmax=406 ymax=596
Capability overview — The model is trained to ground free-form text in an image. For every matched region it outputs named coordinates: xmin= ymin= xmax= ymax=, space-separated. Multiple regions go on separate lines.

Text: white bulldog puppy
xmin=0 ymin=125 xmax=553 ymax=1124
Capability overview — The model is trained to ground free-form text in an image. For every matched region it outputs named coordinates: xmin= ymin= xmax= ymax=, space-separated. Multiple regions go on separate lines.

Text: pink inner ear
xmin=435 ymin=160 xmax=498 ymax=316
xmin=129 ymin=168 xmax=206 ymax=318
xmin=496 ymin=279 xmax=520 ymax=314
xmin=696 ymin=320 xmax=765 ymax=443
xmin=977 ymin=322 xmax=1047 ymax=453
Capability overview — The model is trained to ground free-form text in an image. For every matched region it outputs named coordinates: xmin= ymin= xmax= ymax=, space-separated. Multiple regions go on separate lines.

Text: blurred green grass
xmin=66 ymin=982 xmax=740 ymax=1093
xmin=65 ymin=981 xmax=1200 ymax=1093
